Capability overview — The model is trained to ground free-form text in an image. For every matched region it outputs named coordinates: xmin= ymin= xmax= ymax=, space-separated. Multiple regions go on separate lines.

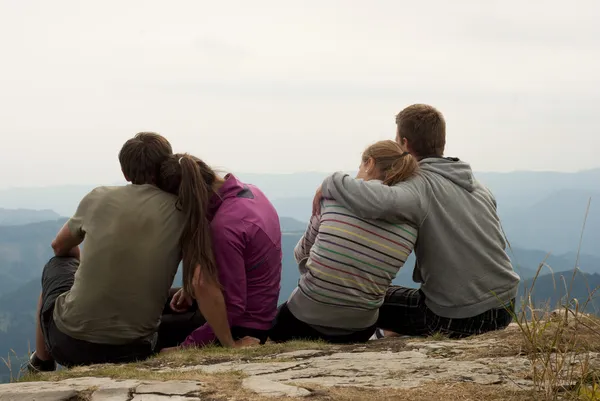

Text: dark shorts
xmin=269 ymin=302 xmax=376 ymax=344
xmin=377 ymin=286 xmax=515 ymax=338
xmin=156 ymin=289 xmax=270 ymax=350
xmin=40 ymin=257 xmax=154 ymax=367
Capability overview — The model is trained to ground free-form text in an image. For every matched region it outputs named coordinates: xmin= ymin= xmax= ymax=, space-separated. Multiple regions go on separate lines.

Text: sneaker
xmin=24 ymin=352 xmax=57 ymax=374
xmin=368 ymin=328 xmax=385 ymax=341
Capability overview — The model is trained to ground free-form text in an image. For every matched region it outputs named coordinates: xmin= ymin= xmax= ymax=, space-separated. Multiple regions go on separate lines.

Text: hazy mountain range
xmin=1 ymin=169 xmax=598 ymax=256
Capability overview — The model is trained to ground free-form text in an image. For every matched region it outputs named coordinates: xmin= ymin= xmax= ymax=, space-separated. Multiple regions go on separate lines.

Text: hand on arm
xmin=169 ymin=288 xmax=193 ymax=313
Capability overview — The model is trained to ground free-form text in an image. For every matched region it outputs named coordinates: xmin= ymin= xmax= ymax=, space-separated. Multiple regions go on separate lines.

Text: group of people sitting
xmin=27 ymin=104 xmax=520 ymax=372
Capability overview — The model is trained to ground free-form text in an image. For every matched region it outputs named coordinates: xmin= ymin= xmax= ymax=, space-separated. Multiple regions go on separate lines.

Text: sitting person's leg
xmin=270 ymin=303 xmax=375 ymax=344
xmin=424 ymin=299 xmax=515 ymax=339
xmin=379 ymin=286 xmax=514 ymax=338
xmin=47 ymin=318 xmax=154 ymax=367
xmin=31 ymin=256 xmax=156 ymax=369
xmin=377 ymin=286 xmax=430 ymax=337
xmin=28 ymin=256 xmax=79 ymax=372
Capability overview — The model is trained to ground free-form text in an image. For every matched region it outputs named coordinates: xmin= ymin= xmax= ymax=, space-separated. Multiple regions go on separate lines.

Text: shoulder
xmin=78 ymin=185 xmax=120 ymax=205
xmin=473 ymin=179 xmax=498 ymax=206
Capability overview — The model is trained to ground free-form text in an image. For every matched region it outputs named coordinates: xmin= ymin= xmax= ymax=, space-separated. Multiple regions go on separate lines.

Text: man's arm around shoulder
xmin=320 ymin=172 xmax=424 ymax=223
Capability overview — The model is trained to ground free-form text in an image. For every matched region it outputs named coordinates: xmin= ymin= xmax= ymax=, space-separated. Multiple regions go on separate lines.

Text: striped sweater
xmin=287 ymin=198 xmax=418 ymax=330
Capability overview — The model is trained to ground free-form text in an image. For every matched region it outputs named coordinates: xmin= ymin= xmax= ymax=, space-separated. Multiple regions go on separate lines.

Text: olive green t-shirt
xmin=53 ymin=184 xmax=185 ymax=345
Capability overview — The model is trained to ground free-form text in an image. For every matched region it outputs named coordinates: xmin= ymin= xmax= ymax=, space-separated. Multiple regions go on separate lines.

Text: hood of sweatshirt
xmin=419 ymin=157 xmax=475 ymax=192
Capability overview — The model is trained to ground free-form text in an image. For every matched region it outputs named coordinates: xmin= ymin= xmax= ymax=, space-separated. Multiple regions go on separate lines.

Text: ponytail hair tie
xmin=178 ymin=157 xmax=184 ymax=165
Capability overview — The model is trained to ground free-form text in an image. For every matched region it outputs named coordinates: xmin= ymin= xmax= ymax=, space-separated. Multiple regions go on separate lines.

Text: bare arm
xmin=193 ymin=267 xmax=235 ymax=347
xmin=181 ymin=223 xmax=248 ymax=348
xmin=52 ymin=222 xmax=83 ymax=258
xmin=53 ymin=189 xmax=98 ymax=259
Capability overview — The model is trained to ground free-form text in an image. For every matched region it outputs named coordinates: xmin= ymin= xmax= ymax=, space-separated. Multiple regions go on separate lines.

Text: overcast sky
xmin=0 ymin=0 xmax=598 ymax=188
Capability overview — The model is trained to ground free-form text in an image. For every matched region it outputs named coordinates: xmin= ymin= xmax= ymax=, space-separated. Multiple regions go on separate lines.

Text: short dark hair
xmin=118 ymin=132 xmax=173 ymax=185
xmin=396 ymin=104 xmax=446 ymax=158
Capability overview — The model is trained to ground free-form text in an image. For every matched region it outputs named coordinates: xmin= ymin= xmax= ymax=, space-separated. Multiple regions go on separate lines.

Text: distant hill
xmin=521 ymin=269 xmax=600 ymax=315
xmin=475 ymin=169 xmax=600 ymax=211
xmin=0 ymin=208 xmax=61 ymax=226
xmin=500 ymin=189 xmax=598 ymax=257
xmin=279 ymin=217 xmax=307 ymax=233
xmin=0 ymin=218 xmax=67 ymax=296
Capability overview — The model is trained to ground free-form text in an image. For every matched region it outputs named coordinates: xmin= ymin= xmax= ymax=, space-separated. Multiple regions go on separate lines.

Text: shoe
xmin=24 ymin=351 xmax=57 ymax=374
xmin=368 ymin=328 xmax=385 ymax=341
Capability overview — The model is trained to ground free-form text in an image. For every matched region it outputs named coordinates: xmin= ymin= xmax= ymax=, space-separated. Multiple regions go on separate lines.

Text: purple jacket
xmin=182 ymin=174 xmax=282 ymax=347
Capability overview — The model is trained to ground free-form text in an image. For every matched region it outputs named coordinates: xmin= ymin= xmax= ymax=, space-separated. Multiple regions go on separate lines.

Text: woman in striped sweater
xmin=270 ymin=140 xmax=419 ymax=343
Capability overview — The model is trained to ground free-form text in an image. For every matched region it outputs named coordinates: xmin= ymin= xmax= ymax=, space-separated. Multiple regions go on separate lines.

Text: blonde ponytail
xmin=362 ymin=140 xmax=418 ymax=186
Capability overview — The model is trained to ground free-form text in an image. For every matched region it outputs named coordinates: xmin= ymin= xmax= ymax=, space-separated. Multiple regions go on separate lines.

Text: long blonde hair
xmin=362 ymin=140 xmax=418 ymax=186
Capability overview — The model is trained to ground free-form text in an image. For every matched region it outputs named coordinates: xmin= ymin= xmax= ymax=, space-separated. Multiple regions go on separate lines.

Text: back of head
xmin=157 ymin=154 xmax=219 ymax=295
xmin=362 ymin=140 xmax=419 ymax=186
xmin=396 ymin=104 xmax=446 ymax=159
xmin=119 ymin=132 xmax=173 ymax=185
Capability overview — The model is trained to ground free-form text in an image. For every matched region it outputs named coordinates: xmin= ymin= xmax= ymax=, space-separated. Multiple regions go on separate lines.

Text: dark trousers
xmin=40 ymin=257 xmax=154 ymax=367
xmin=377 ymin=286 xmax=514 ymax=338
xmin=156 ymin=289 xmax=270 ymax=350
xmin=269 ymin=302 xmax=376 ymax=344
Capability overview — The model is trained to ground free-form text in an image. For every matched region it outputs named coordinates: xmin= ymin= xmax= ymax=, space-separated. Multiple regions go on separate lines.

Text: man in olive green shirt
xmin=28 ymin=132 xmax=185 ymax=371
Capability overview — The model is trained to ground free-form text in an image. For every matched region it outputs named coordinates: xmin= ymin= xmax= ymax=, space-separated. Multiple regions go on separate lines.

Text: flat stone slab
xmin=136 ymin=380 xmax=203 ymax=395
xmin=243 ymin=377 xmax=311 ymax=398
xmin=0 ymin=378 xmax=205 ymax=401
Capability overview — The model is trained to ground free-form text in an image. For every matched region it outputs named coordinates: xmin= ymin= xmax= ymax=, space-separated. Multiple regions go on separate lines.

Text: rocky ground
xmin=0 ymin=323 xmax=598 ymax=400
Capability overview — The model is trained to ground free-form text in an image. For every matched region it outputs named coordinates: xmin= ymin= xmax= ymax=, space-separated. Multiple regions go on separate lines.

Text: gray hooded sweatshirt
xmin=321 ymin=157 xmax=520 ymax=319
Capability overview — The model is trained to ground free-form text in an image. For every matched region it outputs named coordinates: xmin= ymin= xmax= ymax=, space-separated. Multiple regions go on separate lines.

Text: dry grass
xmin=19 ymin=339 xmax=330 ymax=383
xmin=508 ymin=197 xmax=600 ymax=400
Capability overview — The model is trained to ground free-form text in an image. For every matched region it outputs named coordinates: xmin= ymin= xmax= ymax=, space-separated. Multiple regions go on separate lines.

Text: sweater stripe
xmin=322 ymin=211 xmax=417 ymax=244
xmin=320 ymin=218 xmax=413 ymax=252
xmin=314 ymin=244 xmax=397 ymax=276
xmin=323 ymin=204 xmax=417 ymax=239
xmin=304 ymin=276 xmax=382 ymax=307
xmin=312 ymin=248 xmax=392 ymax=281
xmin=310 ymin=259 xmax=387 ymax=288
xmin=319 ymin=232 xmax=406 ymax=264
xmin=306 ymin=270 xmax=380 ymax=297
xmin=320 ymin=225 xmax=410 ymax=257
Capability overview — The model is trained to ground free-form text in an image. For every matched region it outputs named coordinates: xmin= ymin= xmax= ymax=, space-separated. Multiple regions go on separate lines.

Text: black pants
xmin=377 ymin=286 xmax=514 ymax=338
xmin=156 ymin=289 xmax=270 ymax=350
xmin=269 ymin=302 xmax=376 ymax=344
xmin=40 ymin=257 xmax=154 ymax=367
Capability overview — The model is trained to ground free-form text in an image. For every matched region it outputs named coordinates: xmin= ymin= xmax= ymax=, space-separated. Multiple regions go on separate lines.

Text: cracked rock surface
xmin=0 ymin=378 xmax=205 ymax=401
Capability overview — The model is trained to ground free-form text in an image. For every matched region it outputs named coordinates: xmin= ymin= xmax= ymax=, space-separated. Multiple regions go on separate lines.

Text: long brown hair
xmin=362 ymin=140 xmax=419 ymax=186
xmin=157 ymin=153 xmax=220 ymax=295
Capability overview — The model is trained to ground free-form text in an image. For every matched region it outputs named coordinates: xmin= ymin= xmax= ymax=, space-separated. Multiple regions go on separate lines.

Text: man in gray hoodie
xmin=313 ymin=104 xmax=520 ymax=338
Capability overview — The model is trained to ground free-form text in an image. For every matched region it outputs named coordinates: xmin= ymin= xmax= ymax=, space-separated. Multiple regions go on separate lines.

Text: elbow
xmin=51 ymin=239 xmax=64 ymax=256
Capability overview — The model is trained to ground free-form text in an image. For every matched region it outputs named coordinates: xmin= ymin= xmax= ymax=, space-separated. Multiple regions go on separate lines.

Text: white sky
xmin=0 ymin=0 xmax=599 ymax=188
